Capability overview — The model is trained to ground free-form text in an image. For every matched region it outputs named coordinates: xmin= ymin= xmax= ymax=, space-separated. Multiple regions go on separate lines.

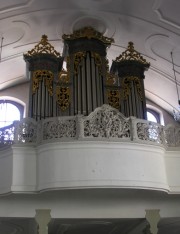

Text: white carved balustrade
xmin=14 ymin=118 xmax=37 ymax=144
xmin=0 ymin=105 xmax=179 ymax=147
xmin=131 ymin=118 xmax=165 ymax=145
xmin=164 ymin=124 xmax=180 ymax=147
xmin=81 ymin=105 xmax=131 ymax=140
xmin=41 ymin=116 xmax=77 ymax=142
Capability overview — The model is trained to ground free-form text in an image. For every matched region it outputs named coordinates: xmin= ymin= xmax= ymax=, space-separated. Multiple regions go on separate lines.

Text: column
xmin=145 ymin=209 xmax=160 ymax=234
xmin=35 ymin=209 xmax=51 ymax=234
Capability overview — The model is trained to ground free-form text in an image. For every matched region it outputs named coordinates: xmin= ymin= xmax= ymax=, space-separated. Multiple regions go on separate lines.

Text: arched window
xmin=0 ymin=100 xmax=24 ymax=128
xmin=146 ymin=104 xmax=165 ymax=125
xmin=147 ymin=109 xmax=160 ymax=123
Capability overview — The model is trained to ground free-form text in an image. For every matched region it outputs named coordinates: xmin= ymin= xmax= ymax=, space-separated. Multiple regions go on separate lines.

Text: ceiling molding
xmin=153 ymin=0 xmax=180 ymax=29
xmin=0 ymin=0 xmax=34 ymax=14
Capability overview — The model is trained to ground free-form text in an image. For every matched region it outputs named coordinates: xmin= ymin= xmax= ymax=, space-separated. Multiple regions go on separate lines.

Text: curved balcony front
xmin=0 ymin=105 xmax=180 ymax=195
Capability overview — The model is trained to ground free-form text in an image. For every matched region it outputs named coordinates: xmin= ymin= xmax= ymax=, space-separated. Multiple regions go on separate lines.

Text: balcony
xmin=0 ymin=105 xmax=180 ymax=195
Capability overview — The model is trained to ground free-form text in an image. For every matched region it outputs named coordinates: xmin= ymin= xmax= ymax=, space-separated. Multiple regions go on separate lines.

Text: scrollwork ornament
xmin=24 ymin=35 xmax=61 ymax=58
xmin=106 ymin=72 xmax=119 ymax=86
xmin=107 ymin=89 xmax=120 ymax=109
xmin=83 ymin=104 xmax=130 ymax=138
xmin=62 ymin=27 xmax=114 ymax=46
xmin=122 ymin=76 xmax=143 ymax=100
xmin=115 ymin=41 xmax=150 ymax=67
xmin=43 ymin=119 xmax=76 ymax=140
xmin=91 ymin=52 xmax=103 ymax=76
xmin=74 ymin=52 xmax=86 ymax=76
xmin=32 ymin=70 xmax=53 ymax=95
xmin=137 ymin=121 xmax=163 ymax=144
xmin=15 ymin=118 xmax=37 ymax=143
xmin=56 ymin=86 xmax=70 ymax=111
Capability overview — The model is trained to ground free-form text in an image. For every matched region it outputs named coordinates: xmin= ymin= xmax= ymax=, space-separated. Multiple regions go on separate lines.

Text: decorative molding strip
xmin=153 ymin=0 xmax=180 ymax=29
xmin=0 ymin=0 xmax=34 ymax=14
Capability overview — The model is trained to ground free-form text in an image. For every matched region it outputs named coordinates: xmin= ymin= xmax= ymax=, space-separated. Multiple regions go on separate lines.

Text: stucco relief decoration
xmin=15 ymin=118 xmax=37 ymax=143
xmin=42 ymin=118 xmax=76 ymax=140
xmin=0 ymin=0 xmax=34 ymax=14
xmin=83 ymin=104 xmax=130 ymax=138
xmin=137 ymin=121 xmax=163 ymax=144
xmin=164 ymin=125 xmax=180 ymax=147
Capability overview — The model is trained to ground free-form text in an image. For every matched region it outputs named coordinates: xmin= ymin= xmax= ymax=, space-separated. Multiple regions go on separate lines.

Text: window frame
xmin=146 ymin=104 xmax=164 ymax=126
xmin=147 ymin=108 xmax=160 ymax=124
xmin=0 ymin=99 xmax=24 ymax=128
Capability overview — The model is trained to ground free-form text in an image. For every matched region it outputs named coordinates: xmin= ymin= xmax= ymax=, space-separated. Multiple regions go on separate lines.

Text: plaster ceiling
xmin=0 ymin=0 xmax=180 ymax=116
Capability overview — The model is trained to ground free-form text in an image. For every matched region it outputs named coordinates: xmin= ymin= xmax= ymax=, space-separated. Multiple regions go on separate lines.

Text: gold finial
xmin=62 ymin=26 xmax=114 ymax=45
xmin=115 ymin=41 xmax=150 ymax=66
xmin=24 ymin=35 xmax=61 ymax=57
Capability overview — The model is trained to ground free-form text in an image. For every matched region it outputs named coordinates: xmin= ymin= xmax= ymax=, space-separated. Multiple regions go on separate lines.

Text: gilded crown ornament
xmin=62 ymin=26 xmax=114 ymax=45
xmin=24 ymin=35 xmax=61 ymax=57
xmin=115 ymin=41 xmax=150 ymax=66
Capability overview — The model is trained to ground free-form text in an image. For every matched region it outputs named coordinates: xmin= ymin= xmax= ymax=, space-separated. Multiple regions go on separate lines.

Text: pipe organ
xmin=24 ymin=28 xmax=150 ymax=120
xmin=62 ymin=27 xmax=114 ymax=115
xmin=24 ymin=35 xmax=63 ymax=120
xmin=110 ymin=42 xmax=150 ymax=119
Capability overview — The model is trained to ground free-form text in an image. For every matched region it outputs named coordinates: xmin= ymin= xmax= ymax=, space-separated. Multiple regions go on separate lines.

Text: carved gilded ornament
xmin=91 ymin=52 xmax=103 ymax=76
xmin=106 ymin=72 xmax=119 ymax=86
xmin=58 ymin=69 xmax=69 ymax=83
xmin=56 ymin=87 xmax=70 ymax=111
xmin=62 ymin=27 xmax=114 ymax=45
xmin=107 ymin=89 xmax=120 ymax=109
xmin=25 ymin=35 xmax=61 ymax=57
xmin=32 ymin=70 xmax=53 ymax=96
xmin=122 ymin=76 xmax=143 ymax=101
xmin=56 ymin=57 xmax=71 ymax=111
xmin=115 ymin=42 xmax=150 ymax=66
xmin=74 ymin=52 xmax=86 ymax=76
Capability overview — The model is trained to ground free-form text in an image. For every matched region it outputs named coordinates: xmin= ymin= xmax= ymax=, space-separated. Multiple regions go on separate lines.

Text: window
xmin=146 ymin=106 xmax=164 ymax=125
xmin=0 ymin=100 xmax=24 ymax=128
xmin=147 ymin=110 xmax=159 ymax=123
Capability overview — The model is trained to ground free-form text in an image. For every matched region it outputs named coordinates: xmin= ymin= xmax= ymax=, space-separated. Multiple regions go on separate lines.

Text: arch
xmin=0 ymin=97 xmax=25 ymax=128
xmin=146 ymin=104 xmax=164 ymax=125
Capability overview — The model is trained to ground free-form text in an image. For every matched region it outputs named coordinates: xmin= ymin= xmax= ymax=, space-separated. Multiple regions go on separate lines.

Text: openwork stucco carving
xmin=136 ymin=121 xmax=164 ymax=144
xmin=14 ymin=118 xmax=37 ymax=143
xmin=164 ymin=124 xmax=180 ymax=147
xmin=42 ymin=118 xmax=76 ymax=140
xmin=0 ymin=105 xmax=180 ymax=147
xmin=83 ymin=104 xmax=130 ymax=138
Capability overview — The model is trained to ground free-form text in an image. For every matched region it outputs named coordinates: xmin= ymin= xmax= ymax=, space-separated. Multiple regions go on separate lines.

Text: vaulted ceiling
xmin=0 ymin=0 xmax=180 ymax=116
